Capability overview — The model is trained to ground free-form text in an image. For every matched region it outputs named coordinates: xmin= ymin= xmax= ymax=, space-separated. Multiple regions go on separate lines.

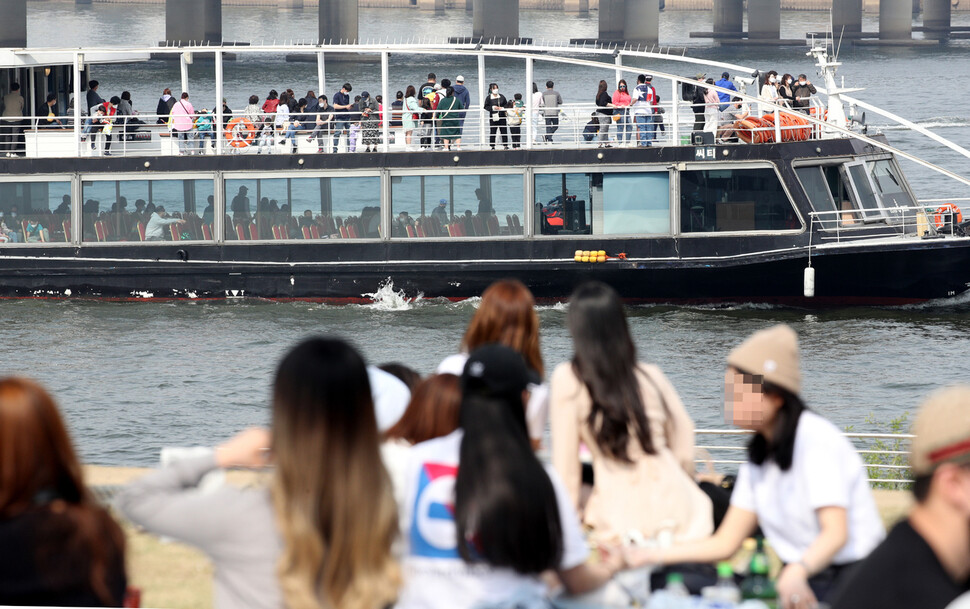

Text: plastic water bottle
xmin=666 ymin=572 xmax=690 ymax=598
xmin=701 ymin=562 xmax=741 ymax=608
xmin=647 ymin=573 xmax=691 ymax=609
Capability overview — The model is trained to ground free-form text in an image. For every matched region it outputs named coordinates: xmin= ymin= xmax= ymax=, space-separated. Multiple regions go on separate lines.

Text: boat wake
xmin=898 ymin=288 xmax=970 ymax=311
xmin=874 ymin=116 xmax=970 ymax=131
xmin=361 ymin=279 xmax=424 ymax=311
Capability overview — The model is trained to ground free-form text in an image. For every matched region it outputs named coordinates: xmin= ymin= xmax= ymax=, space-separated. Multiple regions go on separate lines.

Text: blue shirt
xmin=332 ymin=91 xmax=351 ymax=117
xmin=714 ymin=78 xmax=738 ymax=104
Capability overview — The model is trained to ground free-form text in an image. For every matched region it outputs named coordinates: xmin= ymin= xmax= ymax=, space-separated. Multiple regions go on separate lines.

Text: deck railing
xmin=806 ymin=203 xmax=969 ymax=245
xmin=8 ymin=97 xmax=835 ymax=159
xmin=695 ymin=429 xmax=915 ymax=487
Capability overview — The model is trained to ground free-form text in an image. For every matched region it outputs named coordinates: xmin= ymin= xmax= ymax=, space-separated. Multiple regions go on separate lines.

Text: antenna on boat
xmin=835 ymin=25 xmax=845 ymax=61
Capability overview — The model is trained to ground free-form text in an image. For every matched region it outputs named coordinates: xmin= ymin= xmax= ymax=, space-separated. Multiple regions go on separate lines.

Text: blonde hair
xmin=270 ymin=338 xmax=400 ymax=609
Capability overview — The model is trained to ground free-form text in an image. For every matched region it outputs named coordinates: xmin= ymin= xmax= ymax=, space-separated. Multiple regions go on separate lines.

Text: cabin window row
xmin=0 ymin=168 xmax=804 ymax=245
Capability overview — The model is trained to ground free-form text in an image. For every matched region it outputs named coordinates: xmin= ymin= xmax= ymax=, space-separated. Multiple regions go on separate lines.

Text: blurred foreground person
xmin=399 ymin=345 xmax=623 ymax=609
xmin=438 ymin=279 xmax=549 ymax=448
xmin=117 ymin=338 xmax=400 ymax=609
xmin=0 ymin=378 xmax=127 ymax=607
xmin=832 ymin=385 xmax=970 ymax=609
xmin=551 ymin=281 xmax=713 ymax=545
xmin=625 ymin=325 xmax=884 ymax=608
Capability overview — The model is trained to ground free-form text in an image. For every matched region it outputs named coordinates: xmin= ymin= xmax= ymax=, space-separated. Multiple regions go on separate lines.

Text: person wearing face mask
xmin=759 ymin=70 xmax=780 ymax=117
xmin=483 ymin=83 xmax=508 ymax=150
xmin=830 ymin=385 xmax=970 ymax=609
xmin=791 ymin=74 xmax=817 ymax=113
xmin=624 ymin=325 xmax=885 ymax=607
xmin=778 ymin=74 xmax=795 ymax=108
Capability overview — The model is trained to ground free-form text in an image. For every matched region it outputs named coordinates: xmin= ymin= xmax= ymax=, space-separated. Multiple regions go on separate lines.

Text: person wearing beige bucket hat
xmin=625 ymin=324 xmax=884 ymax=609
xmin=829 ymin=385 xmax=970 ymax=609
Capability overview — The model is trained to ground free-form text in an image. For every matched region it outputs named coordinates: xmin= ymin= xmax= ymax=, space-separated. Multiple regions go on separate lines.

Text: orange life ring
xmin=934 ymin=203 xmax=964 ymax=228
xmin=225 ymin=117 xmax=257 ymax=148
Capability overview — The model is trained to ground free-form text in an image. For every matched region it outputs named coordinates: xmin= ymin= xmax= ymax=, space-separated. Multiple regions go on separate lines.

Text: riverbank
xmin=87 ymin=465 xmax=915 ymax=609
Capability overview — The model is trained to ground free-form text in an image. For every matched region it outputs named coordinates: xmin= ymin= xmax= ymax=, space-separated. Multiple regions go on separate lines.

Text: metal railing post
xmin=215 ymin=51 xmax=224 ymax=156
xmin=774 ymin=106 xmax=782 ymax=143
xmin=381 ymin=51 xmax=390 ymax=153
xmin=525 ymin=56 xmax=533 ymax=150
xmin=73 ymin=52 xmax=82 ymax=158
xmin=671 ymin=80 xmax=679 ymax=146
xmin=478 ymin=53 xmax=486 ymax=150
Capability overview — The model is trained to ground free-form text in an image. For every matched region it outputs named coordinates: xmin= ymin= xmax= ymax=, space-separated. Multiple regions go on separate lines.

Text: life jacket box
xmin=692 ymin=131 xmax=714 ymax=145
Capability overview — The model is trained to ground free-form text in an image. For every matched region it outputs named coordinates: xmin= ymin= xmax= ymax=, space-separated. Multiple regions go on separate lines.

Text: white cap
xmin=434 ymin=83 xmax=442 ymax=90
xmin=367 ymin=366 xmax=411 ymax=432
xmin=456 ymin=75 xmax=465 ymax=82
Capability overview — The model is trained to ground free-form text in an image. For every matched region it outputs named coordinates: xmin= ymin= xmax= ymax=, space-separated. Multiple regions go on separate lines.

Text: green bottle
xmin=740 ymin=537 xmax=777 ymax=609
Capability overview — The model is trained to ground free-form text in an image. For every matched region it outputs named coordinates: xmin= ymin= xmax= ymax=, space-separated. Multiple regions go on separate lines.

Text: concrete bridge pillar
xmin=623 ymin=0 xmax=660 ymax=45
xmin=473 ymin=0 xmax=519 ymax=39
xmin=832 ymin=0 xmax=862 ymax=34
xmin=419 ymin=0 xmax=445 ymax=12
xmin=713 ymin=0 xmax=743 ymax=34
xmin=923 ymin=0 xmax=951 ymax=36
xmin=746 ymin=0 xmax=780 ymax=39
xmin=0 ymin=0 xmax=27 ymax=47
xmin=166 ymin=0 xmax=222 ymax=44
xmin=279 ymin=0 xmax=304 ymax=7
xmin=564 ymin=0 xmax=590 ymax=14
xmin=879 ymin=0 xmax=912 ymax=39
xmin=599 ymin=0 xmax=626 ymax=39
xmin=320 ymin=0 xmax=359 ymax=43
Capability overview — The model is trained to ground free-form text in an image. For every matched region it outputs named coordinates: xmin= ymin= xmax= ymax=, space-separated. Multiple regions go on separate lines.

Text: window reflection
xmin=224 ymin=176 xmax=381 ymax=240
xmin=0 ymin=181 xmax=72 ymax=245
xmin=81 ymin=179 xmax=215 ymax=242
xmin=680 ymin=168 xmax=799 ymax=233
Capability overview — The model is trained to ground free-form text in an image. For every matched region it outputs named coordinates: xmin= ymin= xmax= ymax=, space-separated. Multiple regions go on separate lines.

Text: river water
xmin=5 ymin=2 xmax=970 ymax=465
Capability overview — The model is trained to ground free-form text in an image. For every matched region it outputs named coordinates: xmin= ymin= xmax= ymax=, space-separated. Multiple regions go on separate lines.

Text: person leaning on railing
xmin=829 ymin=385 xmax=970 ymax=609
xmin=625 ymin=324 xmax=886 ymax=609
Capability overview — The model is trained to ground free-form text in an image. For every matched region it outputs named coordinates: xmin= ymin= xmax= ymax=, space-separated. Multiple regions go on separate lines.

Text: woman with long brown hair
xmin=437 ymin=279 xmax=548 ymax=447
xmin=117 ymin=337 xmax=400 ymax=609
xmin=0 ymin=377 xmax=127 ymax=606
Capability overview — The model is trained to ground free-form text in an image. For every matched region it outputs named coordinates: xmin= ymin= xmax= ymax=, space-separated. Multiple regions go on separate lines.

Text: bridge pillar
xmin=923 ymin=0 xmax=951 ymax=37
xmin=746 ymin=0 xmax=780 ymax=39
xmin=320 ymin=0 xmax=359 ymax=42
xmin=473 ymin=0 xmax=519 ymax=39
xmin=598 ymin=0 xmax=625 ymax=39
xmin=419 ymin=0 xmax=445 ymax=11
xmin=713 ymin=0 xmax=743 ymax=34
xmin=832 ymin=0 xmax=862 ymax=35
xmin=879 ymin=0 xmax=912 ymax=39
xmin=279 ymin=0 xmax=304 ymax=7
xmin=0 ymin=0 xmax=27 ymax=48
xmin=564 ymin=0 xmax=590 ymax=14
xmin=623 ymin=0 xmax=659 ymax=45
xmin=166 ymin=0 xmax=222 ymax=44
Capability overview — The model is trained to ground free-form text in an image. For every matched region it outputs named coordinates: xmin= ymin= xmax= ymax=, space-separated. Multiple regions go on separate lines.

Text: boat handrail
xmin=695 ymin=428 xmax=914 ymax=486
xmin=806 ymin=204 xmax=966 ymax=243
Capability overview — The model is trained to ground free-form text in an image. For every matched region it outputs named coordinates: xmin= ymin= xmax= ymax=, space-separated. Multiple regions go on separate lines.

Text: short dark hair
xmin=319 ymin=94 xmax=328 ymax=102
xmin=180 ymin=92 xmax=189 ymax=99
xmin=514 ymin=93 xmax=522 ymax=100
xmin=109 ymin=96 xmax=121 ymax=105
xmin=637 ymin=74 xmax=646 ymax=83
xmin=546 ymin=80 xmax=554 ymax=88
xmin=427 ymin=72 xmax=436 ymax=80
xmin=342 ymin=82 xmax=352 ymax=92
xmin=249 ymin=94 xmax=259 ymax=104
xmin=396 ymin=90 xmax=404 ymax=99
xmin=88 ymin=80 xmax=98 ymax=89
xmin=46 ymin=93 xmax=57 ymax=103
xmin=121 ymin=91 xmax=131 ymax=101
xmin=441 ymin=78 xmax=451 ymax=88
xmin=798 ymin=74 xmax=807 ymax=79
xmin=10 ymin=82 xmax=19 ymax=91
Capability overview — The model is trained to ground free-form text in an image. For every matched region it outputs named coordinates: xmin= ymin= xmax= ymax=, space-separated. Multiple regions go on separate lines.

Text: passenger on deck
xmin=703 ymin=79 xmax=720 ymax=135
xmin=398 ymin=345 xmax=623 ymax=609
xmin=625 ymin=325 xmax=886 ymax=603
xmin=307 ymin=96 xmax=333 ymax=153
xmin=116 ymin=338 xmax=400 ymax=609
xmin=230 ymin=186 xmax=251 ymax=224
xmin=714 ymin=71 xmax=739 ymax=112
xmin=830 ymin=385 xmax=970 ymax=609
xmin=155 ymin=88 xmax=175 ymax=125
xmin=331 ymin=83 xmax=354 ymax=153
xmin=759 ymin=71 xmax=781 ymax=116
xmin=195 ymin=109 xmax=216 ymax=153
xmin=144 ymin=206 xmax=186 ymax=241
xmin=85 ymin=80 xmax=103 ymax=113
xmin=792 ymin=74 xmax=817 ymax=113
xmin=551 ymin=282 xmax=714 ymax=558
xmin=475 ymin=187 xmax=492 ymax=215
xmin=0 ymin=377 xmax=128 ymax=606
xmin=36 ymin=93 xmax=63 ymax=129
xmin=583 ymin=111 xmax=599 ymax=142
xmin=779 ymin=74 xmax=796 ymax=107
xmin=717 ymin=97 xmax=751 ymax=143
xmin=1 ymin=82 xmax=25 ymax=157
xmin=170 ymin=93 xmax=196 ymax=155
xmin=542 ymin=80 xmax=563 ymax=143
xmin=53 ymin=195 xmax=71 ymax=216
xmin=690 ymin=73 xmax=707 ymax=132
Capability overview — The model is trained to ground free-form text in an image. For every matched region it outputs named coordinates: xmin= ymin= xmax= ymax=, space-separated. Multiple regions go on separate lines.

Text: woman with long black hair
xmin=594 ymin=80 xmax=614 ymax=147
xmin=551 ymin=281 xmax=713 ymax=546
xmin=399 ymin=345 xmax=621 ymax=609
xmin=625 ymin=325 xmax=885 ymax=609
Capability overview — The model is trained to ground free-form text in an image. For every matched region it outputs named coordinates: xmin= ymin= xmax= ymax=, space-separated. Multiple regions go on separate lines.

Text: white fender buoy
xmin=804 ymin=267 xmax=816 ymax=298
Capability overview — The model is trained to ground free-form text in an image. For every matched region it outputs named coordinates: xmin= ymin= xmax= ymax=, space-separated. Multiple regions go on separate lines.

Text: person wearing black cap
xmin=714 ymin=72 xmax=738 ymax=112
xmin=398 ymin=344 xmax=623 ymax=609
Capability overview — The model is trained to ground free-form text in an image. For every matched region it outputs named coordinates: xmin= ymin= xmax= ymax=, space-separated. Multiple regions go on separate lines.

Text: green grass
xmin=848 ymin=412 xmax=912 ymax=491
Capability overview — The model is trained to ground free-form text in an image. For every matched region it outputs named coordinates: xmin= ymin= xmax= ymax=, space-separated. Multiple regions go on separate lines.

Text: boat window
xmin=81 ymin=179 xmax=215 ymax=242
xmin=843 ymin=162 xmax=883 ymax=222
xmin=679 ymin=168 xmax=799 ymax=233
xmin=389 ymin=174 xmax=523 ymax=238
xmin=867 ymin=159 xmax=915 ymax=213
xmin=224 ymin=176 xmax=381 ymax=241
xmin=795 ymin=166 xmax=840 ymax=230
xmin=534 ymin=171 xmax=670 ymax=236
xmin=0 ymin=180 xmax=72 ymax=245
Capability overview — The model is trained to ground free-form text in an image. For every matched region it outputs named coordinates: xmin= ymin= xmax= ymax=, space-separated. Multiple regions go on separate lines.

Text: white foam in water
xmin=362 ymin=279 xmax=415 ymax=311
xmin=874 ymin=117 xmax=970 ymax=131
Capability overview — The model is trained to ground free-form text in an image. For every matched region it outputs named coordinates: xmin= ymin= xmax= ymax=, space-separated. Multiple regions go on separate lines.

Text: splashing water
xmin=361 ymin=279 xmax=420 ymax=311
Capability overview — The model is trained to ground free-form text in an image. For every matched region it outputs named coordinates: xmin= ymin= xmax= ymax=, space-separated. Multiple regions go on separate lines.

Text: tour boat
xmin=0 ymin=42 xmax=968 ymax=305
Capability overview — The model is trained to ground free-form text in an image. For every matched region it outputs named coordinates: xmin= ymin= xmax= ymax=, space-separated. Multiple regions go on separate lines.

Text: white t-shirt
xmin=397 ymin=430 xmax=589 ymax=609
xmin=437 ymin=353 xmax=549 ymax=445
xmin=730 ymin=411 xmax=885 ymax=565
xmin=947 ymin=591 xmax=970 ymax=609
